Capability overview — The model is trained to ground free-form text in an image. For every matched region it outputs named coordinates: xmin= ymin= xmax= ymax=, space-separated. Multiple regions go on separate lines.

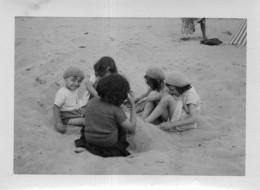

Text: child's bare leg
xmin=176 ymin=124 xmax=197 ymax=131
xmin=68 ymin=118 xmax=85 ymax=126
xmin=141 ymin=91 xmax=159 ymax=119
xmin=145 ymin=95 xmax=176 ymax=123
xmin=141 ymin=102 xmax=154 ymax=119
xmin=160 ymin=110 xmax=169 ymax=122
xmin=161 ymin=103 xmax=174 ymax=122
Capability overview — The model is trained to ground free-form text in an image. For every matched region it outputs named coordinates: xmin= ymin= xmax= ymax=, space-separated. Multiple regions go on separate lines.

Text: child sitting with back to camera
xmin=74 ymin=74 xmax=136 ymax=157
xmin=135 ymin=67 xmax=169 ymax=121
xmin=53 ymin=66 xmax=90 ymax=133
xmin=85 ymin=56 xmax=118 ymax=99
xmin=145 ymin=71 xmax=201 ymax=132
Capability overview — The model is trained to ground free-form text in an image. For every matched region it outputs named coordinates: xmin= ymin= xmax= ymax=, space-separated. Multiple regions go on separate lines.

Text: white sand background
xmin=1 ymin=0 xmax=260 ymax=189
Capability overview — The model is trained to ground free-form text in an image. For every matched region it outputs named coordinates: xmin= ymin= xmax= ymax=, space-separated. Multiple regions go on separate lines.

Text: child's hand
xmin=127 ymin=91 xmax=135 ymax=106
xmin=134 ymin=97 xmax=140 ymax=103
xmin=137 ymin=97 xmax=148 ymax=104
xmin=56 ymin=122 xmax=66 ymax=134
xmin=159 ymin=122 xmax=173 ymax=131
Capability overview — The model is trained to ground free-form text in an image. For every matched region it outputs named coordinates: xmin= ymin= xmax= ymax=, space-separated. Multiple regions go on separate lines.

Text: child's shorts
xmin=74 ymin=127 xmax=130 ymax=157
xmin=60 ymin=109 xmax=84 ymax=125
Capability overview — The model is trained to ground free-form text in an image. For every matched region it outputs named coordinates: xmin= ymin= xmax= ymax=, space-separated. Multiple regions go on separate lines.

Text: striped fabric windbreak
xmin=225 ymin=19 xmax=247 ymax=46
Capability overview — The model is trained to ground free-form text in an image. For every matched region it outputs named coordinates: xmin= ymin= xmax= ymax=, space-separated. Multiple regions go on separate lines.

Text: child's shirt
xmin=54 ymin=87 xmax=90 ymax=111
xmin=84 ymin=97 xmax=127 ymax=147
xmin=171 ymin=86 xmax=201 ymax=124
xmin=181 ymin=86 xmax=201 ymax=114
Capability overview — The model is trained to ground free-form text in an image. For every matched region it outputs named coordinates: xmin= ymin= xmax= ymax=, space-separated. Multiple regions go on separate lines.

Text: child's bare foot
xmin=74 ymin=147 xmax=86 ymax=153
xmin=56 ymin=123 xmax=66 ymax=134
xmin=169 ymin=125 xmax=196 ymax=132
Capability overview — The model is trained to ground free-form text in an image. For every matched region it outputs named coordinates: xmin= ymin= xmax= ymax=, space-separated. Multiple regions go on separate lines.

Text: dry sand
xmin=14 ymin=17 xmax=246 ymax=175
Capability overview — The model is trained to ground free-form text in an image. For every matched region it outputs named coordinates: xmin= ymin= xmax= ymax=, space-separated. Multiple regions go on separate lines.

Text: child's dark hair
xmin=94 ymin=56 xmax=118 ymax=77
xmin=96 ymin=74 xmax=130 ymax=106
xmin=144 ymin=75 xmax=164 ymax=91
xmin=175 ymin=84 xmax=192 ymax=95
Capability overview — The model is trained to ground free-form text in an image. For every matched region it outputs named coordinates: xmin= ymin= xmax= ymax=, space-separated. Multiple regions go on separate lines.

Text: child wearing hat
xmin=135 ymin=67 xmax=169 ymax=119
xmin=145 ymin=71 xmax=201 ymax=132
xmin=53 ymin=66 xmax=90 ymax=133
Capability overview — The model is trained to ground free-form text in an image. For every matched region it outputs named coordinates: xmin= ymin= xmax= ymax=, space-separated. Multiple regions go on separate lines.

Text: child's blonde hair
xmin=63 ymin=66 xmax=85 ymax=79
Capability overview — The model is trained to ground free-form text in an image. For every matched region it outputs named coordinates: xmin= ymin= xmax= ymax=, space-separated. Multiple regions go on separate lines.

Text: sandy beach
xmin=14 ymin=17 xmax=246 ymax=175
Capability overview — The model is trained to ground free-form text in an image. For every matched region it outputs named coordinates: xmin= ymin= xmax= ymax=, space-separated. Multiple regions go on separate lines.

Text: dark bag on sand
xmin=200 ymin=38 xmax=222 ymax=46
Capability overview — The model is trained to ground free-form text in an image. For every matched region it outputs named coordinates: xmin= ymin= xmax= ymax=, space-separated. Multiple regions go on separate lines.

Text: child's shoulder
xmin=161 ymin=85 xmax=169 ymax=93
xmin=56 ymin=86 xmax=67 ymax=93
xmin=56 ymin=87 xmax=75 ymax=95
xmin=183 ymin=86 xmax=200 ymax=99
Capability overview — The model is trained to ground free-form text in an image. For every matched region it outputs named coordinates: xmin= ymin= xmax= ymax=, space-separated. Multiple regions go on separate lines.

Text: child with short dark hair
xmin=86 ymin=56 xmax=118 ymax=99
xmin=53 ymin=66 xmax=89 ymax=133
xmin=75 ymin=74 xmax=136 ymax=157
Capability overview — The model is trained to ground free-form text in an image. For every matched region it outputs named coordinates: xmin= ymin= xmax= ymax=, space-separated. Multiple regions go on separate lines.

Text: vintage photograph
xmin=14 ymin=17 xmax=246 ymax=175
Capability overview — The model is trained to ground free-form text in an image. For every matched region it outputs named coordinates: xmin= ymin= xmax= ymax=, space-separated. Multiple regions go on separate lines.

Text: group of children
xmin=53 ymin=56 xmax=201 ymax=157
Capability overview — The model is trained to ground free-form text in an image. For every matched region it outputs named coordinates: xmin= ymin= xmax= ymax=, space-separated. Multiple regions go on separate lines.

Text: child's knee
xmin=161 ymin=94 xmax=174 ymax=104
xmin=68 ymin=118 xmax=85 ymax=126
xmin=148 ymin=91 xmax=159 ymax=97
xmin=56 ymin=123 xmax=67 ymax=134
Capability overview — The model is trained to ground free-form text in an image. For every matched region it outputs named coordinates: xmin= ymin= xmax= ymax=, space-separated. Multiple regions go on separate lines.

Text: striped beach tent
xmin=225 ymin=19 xmax=247 ymax=46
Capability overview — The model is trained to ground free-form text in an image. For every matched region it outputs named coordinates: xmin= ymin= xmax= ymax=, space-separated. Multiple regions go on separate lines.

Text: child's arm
xmin=146 ymin=92 xmax=166 ymax=102
xmin=120 ymin=93 xmax=137 ymax=134
xmin=135 ymin=88 xmax=151 ymax=103
xmin=138 ymin=91 xmax=168 ymax=104
xmin=146 ymin=86 xmax=169 ymax=102
xmin=53 ymin=105 xmax=66 ymax=133
xmin=85 ymin=80 xmax=99 ymax=98
xmin=79 ymin=90 xmax=90 ymax=108
xmin=160 ymin=104 xmax=198 ymax=130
